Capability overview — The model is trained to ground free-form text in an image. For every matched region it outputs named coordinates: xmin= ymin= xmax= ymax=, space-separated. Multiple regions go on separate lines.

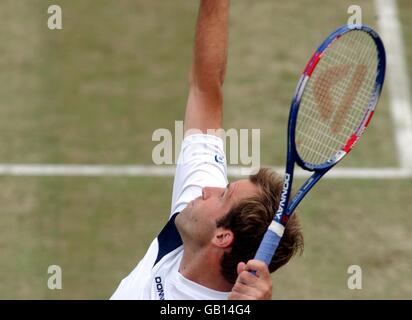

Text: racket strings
xmin=311 ymin=34 xmax=375 ymax=143
xmin=296 ymin=31 xmax=378 ymax=165
xmin=300 ymin=36 xmax=375 ymax=157
xmin=301 ymin=33 xmax=376 ymax=131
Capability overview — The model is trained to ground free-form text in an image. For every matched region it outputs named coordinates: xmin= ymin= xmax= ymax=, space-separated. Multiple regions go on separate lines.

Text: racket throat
xmin=275 ymin=171 xmax=293 ymax=224
xmin=287 ymin=170 xmax=327 ymax=215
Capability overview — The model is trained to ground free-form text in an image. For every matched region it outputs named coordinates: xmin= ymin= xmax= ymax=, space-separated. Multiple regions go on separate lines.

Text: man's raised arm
xmin=184 ymin=0 xmax=230 ymax=135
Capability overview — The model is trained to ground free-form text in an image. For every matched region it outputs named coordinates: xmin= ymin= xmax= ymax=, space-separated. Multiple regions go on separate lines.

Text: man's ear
xmin=212 ymin=228 xmax=234 ymax=249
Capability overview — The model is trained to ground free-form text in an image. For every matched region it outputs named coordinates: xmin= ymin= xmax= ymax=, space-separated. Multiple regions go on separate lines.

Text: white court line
xmin=1 ymin=2 xmax=411 ymax=180
xmin=375 ymin=0 xmax=412 ymax=169
xmin=0 ymin=164 xmax=411 ymax=179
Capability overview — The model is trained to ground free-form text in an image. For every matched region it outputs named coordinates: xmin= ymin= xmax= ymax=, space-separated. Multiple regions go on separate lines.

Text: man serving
xmin=111 ymin=0 xmax=303 ymax=300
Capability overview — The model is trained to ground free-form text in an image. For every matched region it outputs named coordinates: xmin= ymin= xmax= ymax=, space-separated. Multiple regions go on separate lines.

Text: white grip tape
xmin=268 ymin=221 xmax=285 ymax=237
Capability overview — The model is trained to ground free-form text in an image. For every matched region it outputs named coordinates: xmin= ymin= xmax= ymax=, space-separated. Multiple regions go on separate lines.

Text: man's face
xmin=175 ymin=179 xmax=259 ymax=247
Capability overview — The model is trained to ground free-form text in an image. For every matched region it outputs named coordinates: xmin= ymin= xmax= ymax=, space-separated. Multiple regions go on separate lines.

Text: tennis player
xmin=111 ymin=0 xmax=303 ymax=300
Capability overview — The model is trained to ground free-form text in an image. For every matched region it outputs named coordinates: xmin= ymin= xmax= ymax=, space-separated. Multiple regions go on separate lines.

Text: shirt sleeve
xmin=170 ymin=134 xmax=228 ymax=217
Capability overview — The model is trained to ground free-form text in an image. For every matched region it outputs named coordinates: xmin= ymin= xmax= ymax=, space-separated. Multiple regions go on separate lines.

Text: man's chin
xmin=181 ymin=201 xmax=194 ymax=214
xmin=176 ymin=205 xmax=190 ymax=228
xmin=175 ymin=209 xmax=188 ymax=237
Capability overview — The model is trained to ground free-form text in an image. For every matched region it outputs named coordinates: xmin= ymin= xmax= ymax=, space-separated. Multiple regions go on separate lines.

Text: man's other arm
xmin=184 ymin=0 xmax=230 ymax=135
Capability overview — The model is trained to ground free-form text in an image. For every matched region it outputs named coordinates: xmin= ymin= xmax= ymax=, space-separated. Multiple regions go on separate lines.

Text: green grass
xmin=226 ymin=0 xmax=396 ymax=167
xmin=0 ymin=177 xmax=411 ymax=299
xmin=0 ymin=0 xmax=397 ymax=166
xmin=0 ymin=177 xmax=173 ymax=299
xmin=0 ymin=0 xmax=411 ymax=299
xmin=272 ymin=179 xmax=412 ymax=299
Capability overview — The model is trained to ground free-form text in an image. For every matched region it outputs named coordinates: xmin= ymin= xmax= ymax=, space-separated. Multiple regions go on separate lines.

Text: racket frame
xmin=254 ymin=24 xmax=386 ymax=266
xmin=285 ymin=24 xmax=386 ymax=216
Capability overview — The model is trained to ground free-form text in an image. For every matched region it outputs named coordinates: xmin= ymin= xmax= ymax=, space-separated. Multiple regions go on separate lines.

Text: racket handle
xmin=254 ymin=230 xmax=281 ymax=266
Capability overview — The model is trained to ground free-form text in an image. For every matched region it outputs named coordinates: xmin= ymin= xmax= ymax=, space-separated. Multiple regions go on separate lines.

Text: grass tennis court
xmin=0 ymin=0 xmax=411 ymax=299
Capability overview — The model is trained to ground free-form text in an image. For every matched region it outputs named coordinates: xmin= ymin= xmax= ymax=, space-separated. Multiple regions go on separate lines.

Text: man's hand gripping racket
xmin=254 ymin=25 xmax=386 ymax=265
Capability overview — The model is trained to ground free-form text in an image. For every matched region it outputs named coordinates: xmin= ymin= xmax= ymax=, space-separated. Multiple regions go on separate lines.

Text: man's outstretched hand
xmin=228 ymin=260 xmax=273 ymax=300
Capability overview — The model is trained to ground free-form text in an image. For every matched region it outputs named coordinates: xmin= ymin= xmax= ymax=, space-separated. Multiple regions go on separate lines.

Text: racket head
xmin=288 ymin=25 xmax=386 ymax=171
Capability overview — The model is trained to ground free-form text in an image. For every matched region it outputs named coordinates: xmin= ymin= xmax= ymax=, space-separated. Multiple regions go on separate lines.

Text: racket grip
xmin=254 ymin=230 xmax=282 ymax=266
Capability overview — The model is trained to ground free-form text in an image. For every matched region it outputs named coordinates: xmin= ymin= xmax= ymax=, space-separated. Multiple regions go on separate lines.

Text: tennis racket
xmin=254 ymin=25 xmax=386 ymax=266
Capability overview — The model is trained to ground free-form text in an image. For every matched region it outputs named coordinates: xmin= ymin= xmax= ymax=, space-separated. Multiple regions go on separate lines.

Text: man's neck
xmin=178 ymin=245 xmax=233 ymax=292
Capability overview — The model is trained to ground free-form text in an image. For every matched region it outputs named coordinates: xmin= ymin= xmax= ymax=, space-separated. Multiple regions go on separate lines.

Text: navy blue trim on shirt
xmin=153 ymin=212 xmax=183 ymax=267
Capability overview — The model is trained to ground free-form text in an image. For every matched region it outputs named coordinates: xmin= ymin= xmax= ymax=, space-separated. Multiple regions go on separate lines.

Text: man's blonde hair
xmin=216 ymin=168 xmax=304 ymax=284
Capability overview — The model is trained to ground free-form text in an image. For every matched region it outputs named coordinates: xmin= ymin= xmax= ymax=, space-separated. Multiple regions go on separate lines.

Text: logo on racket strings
xmin=314 ymin=64 xmax=367 ymax=134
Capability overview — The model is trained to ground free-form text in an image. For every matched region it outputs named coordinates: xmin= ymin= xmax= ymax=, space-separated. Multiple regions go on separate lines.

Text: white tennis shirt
xmin=111 ymin=134 xmax=230 ymax=300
